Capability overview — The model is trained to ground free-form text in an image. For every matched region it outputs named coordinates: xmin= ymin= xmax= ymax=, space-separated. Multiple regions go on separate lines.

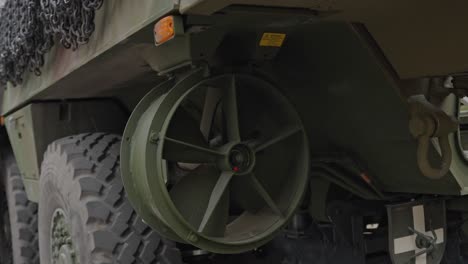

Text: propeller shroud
xmin=121 ymin=68 xmax=310 ymax=254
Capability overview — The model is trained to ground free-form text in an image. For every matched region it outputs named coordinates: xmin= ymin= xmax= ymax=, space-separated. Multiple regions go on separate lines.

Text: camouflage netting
xmin=0 ymin=0 xmax=104 ymax=86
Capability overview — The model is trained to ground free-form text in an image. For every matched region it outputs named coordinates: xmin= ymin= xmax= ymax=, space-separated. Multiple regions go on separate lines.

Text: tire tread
xmin=42 ymin=133 xmax=182 ymax=264
xmin=5 ymin=157 xmax=39 ymax=264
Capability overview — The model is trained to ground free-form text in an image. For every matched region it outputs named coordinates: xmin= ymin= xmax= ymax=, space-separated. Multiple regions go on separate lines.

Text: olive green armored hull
xmin=3 ymin=0 xmax=468 ymax=197
xmin=1 ymin=0 xmax=468 ymax=262
xmin=4 ymin=0 xmax=468 ymax=115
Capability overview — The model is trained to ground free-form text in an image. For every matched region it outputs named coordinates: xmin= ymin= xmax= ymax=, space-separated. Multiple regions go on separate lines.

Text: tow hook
xmin=408 ymin=95 xmax=458 ymax=179
xmin=405 ymin=225 xmax=439 ymax=262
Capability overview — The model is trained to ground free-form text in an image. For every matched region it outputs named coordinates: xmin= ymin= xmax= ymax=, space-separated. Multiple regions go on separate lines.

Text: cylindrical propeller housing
xmin=121 ymin=69 xmax=310 ymax=253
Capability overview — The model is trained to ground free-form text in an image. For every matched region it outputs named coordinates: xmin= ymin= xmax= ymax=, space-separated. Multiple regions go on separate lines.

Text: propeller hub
xmin=228 ymin=144 xmax=254 ymax=174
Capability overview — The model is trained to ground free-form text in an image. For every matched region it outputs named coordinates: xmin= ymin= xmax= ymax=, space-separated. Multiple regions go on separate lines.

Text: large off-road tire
xmin=38 ymin=133 xmax=183 ymax=264
xmin=1 ymin=155 xmax=39 ymax=264
xmin=0 ymin=192 xmax=11 ymax=264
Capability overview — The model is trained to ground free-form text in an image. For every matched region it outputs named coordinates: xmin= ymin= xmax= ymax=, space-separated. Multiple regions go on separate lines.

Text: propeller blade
xmin=200 ymin=87 xmax=222 ymax=141
xmin=198 ymin=171 xmax=234 ymax=236
xmin=166 ymin=107 xmax=207 ymax=146
xmin=222 ymin=75 xmax=241 ymax=142
xmin=170 ymin=166 xmax=219 ymax=229
xmin=230 ymin=176 xmax=264 ymax=213
xmin=163 ymin=136 xmax=223 ymax=163
xmin=231 ymin=173 xmax=283 ymax=216
xmin=254 ymin=126 xmax=302 ymax=152
xmin=164 ymin=108 xmax=223 ymax=163
xmin=199 ymin=187 xmax=230 ymax=237
xmin=248 ymin=173 xmax=283 ymax=217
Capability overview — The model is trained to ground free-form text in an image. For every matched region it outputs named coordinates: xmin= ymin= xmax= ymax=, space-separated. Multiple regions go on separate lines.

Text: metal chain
xmin=0 ymin=0 xmax=103 ymax=86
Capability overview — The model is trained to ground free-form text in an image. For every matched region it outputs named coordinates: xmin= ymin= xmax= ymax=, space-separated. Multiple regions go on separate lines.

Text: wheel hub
xmin=51 ymin=209 xmax=77 ymax=264
xmin=58 ymin=245 xmax=75 ymax=264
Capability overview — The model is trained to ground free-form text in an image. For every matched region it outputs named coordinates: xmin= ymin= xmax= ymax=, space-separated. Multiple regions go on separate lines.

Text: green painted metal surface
xmin=1 ymin=0 xmax=178 ymax=115
xmin=180 ymin=0 xmax=468 ymax=79
xmin=179 ymin=0 xmax=332 ymax=14
xmin=442 ymin=95 xmax=468 ymax=194
xmin=5 ymin=105 xmax=41 ymax=201
xmin=5 ymin=3 xmax=468 ymax=201
xmin=263 ymin=22 xmax=462 ymax=195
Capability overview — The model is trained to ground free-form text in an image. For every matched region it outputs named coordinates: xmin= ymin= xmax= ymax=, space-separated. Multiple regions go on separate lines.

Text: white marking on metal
xmin=366 ymin=223 xmax=380 ymax=230
xmin=393 ymin=205 xmax=444 ymax=264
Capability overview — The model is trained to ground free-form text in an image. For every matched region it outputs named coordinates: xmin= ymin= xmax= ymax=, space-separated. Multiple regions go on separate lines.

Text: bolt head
xmin=149 ymin=132 xmax=160 ymax=144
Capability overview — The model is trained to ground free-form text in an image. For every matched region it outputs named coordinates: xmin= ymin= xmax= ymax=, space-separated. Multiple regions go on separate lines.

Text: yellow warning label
xmin=259 ymin=33 xmax=286 ymax=47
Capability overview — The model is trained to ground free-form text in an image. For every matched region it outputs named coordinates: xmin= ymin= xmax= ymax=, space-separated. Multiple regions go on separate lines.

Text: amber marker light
xmin=154 ymin=16 xmax=176 ymax=45
xmin=360 ymin=172 xmax=372 ymax=184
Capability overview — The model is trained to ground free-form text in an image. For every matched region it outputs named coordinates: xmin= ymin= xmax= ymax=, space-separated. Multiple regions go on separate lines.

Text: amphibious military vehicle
xmin=0 ymin=1 xmax=468 ymax=264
